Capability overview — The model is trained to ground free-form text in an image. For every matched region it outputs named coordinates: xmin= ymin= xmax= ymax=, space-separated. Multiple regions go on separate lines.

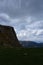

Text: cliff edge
xmin=0 ymin=25 xmax=22 ymax=47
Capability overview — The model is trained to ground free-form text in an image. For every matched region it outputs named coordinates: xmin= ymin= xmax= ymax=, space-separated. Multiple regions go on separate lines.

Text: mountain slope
xmin=0 ymin=25 xmax=22 ymax=47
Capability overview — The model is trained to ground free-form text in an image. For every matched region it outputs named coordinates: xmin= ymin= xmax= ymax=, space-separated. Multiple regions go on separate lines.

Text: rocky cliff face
xmin=0 ymin=25 xmax=22 ymax=47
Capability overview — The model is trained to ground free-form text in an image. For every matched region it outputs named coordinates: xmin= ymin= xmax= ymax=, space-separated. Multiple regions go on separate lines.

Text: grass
xmin=0 ymin=47 xmax=43 ymax=65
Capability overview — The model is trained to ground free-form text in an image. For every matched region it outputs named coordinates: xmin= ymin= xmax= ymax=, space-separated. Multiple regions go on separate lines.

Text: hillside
xmin=0 ymin=25 xmax=22 ymax=47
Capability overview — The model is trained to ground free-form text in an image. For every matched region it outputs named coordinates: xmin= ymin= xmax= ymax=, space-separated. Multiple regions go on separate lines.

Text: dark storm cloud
xmin=21 ymin=0 xmax=43 ymax=19
xmin=0 ymin=0 xmax=43 ymax=18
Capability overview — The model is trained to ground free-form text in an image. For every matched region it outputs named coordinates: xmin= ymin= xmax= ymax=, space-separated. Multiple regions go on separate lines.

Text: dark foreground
xmin=0 ymin=47 xmax=43 ymax=65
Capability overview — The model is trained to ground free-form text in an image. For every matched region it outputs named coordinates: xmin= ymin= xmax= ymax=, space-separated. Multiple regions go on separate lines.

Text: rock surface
xmin=0 ymin=25 xmax=22 ymax=47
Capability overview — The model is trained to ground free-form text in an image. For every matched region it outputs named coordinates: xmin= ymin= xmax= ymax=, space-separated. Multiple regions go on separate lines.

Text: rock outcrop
xmin=0 ymin=25 xmax=22 ymax=47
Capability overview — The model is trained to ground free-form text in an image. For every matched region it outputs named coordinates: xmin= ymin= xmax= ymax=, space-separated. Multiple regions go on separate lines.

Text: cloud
xmin=0 ymin=0 xmax=43 ymax=18
xmin=0 ymin=0 xmax=43 ymax=42
xmin=0 ymin=13 xmax=43 ymax=42
xmin=17 ymin=29 xmax=43 ymax=42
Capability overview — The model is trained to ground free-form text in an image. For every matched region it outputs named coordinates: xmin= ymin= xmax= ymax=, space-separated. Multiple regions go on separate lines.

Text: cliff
xmin=0 ymin=25 xmax=22 ymax=47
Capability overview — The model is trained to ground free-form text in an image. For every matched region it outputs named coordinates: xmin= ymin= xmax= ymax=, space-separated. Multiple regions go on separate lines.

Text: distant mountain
xmin=20 ymin=41 xmax=43 ymax=48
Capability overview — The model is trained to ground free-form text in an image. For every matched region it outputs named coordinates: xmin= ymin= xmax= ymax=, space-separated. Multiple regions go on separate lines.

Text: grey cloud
xmin=0 ymin=0 xmax=43 ymax=18
xmin=0 ymin=0 xmax=43 ymax=42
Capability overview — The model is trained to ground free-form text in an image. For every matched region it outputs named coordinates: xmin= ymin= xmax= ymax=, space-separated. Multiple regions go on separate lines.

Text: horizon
xmin=19 ymin=40 xmax=43 ymax=43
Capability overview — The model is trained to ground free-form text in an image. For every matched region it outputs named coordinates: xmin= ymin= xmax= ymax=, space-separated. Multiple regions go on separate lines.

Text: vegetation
xmin=0 ymin=47 xmax=43 ymax=65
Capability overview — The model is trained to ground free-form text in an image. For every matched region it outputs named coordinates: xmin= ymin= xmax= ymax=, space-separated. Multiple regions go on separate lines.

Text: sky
xmin=0 ymin=0 xmax=43 ymax=42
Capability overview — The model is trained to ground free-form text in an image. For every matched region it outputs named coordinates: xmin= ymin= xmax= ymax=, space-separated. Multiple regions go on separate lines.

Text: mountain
xmin=0 ymin=25 xmax=22 ymax=47
xmin=20 ymin=41 xmax=43 ymax=48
